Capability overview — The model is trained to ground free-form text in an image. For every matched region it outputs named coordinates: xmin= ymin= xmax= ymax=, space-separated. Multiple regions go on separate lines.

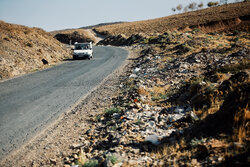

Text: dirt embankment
xmin=0 ymin=21 xmax=71 ymax=80
xmin=94 ymin=2 xmax=250 ymax=36
xmin=51 ymin=29 xmax=98 ymax=45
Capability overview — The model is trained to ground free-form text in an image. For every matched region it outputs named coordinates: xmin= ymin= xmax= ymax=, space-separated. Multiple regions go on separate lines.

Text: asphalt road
xmin=0 ymin=46 xmax=128 ymax=159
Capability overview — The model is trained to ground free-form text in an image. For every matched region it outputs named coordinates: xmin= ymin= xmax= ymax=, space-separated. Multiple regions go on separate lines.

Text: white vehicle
xmin=73 ymin=42 xmax=93 ymax=60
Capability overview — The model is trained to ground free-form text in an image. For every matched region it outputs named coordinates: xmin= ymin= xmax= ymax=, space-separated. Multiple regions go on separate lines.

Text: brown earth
xmin=0 ymin=2 xmax=249 ymax=167
xmin=94 ymin=2 xmax=250 ymax=37
xmin=51 ymin=29 xmax=98 ymax=45
xmin=0 ymin=21 xmax=71 ymax=80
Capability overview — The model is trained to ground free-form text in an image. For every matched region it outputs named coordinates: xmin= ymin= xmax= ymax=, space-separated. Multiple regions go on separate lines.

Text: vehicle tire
xmin=73 ymin=55 xmax=77 ymax=60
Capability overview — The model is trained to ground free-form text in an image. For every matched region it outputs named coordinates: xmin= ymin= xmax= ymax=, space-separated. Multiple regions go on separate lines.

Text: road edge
xmin=0 ymin=46 xmax=137 ymax=166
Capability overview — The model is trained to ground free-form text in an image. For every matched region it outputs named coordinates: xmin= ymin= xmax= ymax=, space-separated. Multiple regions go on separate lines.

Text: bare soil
xmin=0 ymin=21 xmax=71 ymax=80
xmin=50 ymin=29 xmax=99 ymax=45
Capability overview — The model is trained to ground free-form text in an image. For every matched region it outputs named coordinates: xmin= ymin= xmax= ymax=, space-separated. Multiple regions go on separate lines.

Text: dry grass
xmin=95 ymin=2 xmax=250 ymax=36
xmin=233 ymin=106 xmax=250 ymax=143
xmin=138 ymin=30 xmax=250 ymax=166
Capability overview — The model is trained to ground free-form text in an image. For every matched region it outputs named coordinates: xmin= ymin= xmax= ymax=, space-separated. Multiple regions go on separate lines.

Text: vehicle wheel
xmin=73 ymin=55 xmax=77 ymax=60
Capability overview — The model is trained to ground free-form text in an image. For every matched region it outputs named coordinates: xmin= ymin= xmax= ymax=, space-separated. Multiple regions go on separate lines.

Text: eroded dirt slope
xmin=0 ymin=21 xmax=70 ymax=80
xmin=51 ymin=29 xmax=98 ymax=45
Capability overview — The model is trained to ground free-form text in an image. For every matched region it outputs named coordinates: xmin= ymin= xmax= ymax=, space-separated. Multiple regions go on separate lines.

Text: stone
xmin=63 ymin=165 xmax=71 ymax=167
xmin=190 ymin=111 xmax=199 ymax=121
xmin=113 ymin=162 xmax=123 ymax=167
xmin=71 ymin=143 xmax=83 ymax=149
xmin=49 ymin=158 xmax=56 ymax=165
xmin=73 ymin=154 xmax=78 ymax=159
xmin=129 ymin=74 xmax=137 ymax=78
xmin=103 ymin=158 xmax=113 ymax=167
xmin=133 ymin=67 xmax=141 ymax=73
xmin=143 ymin=104 xmax=150 ymax=110
xmin=131 ymin=148 xmax=140 ymax=154
xmin=147 ymin=121 xmax=155 ymax=127
xmin=41 ymin=58 xmax=48 ymax=65
xmin=145 ymin=135 xmax=160 ymax=145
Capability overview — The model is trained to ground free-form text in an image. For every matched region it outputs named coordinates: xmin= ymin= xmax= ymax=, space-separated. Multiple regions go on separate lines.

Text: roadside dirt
xmin=0 ymin=47 xmax=137 ymax=167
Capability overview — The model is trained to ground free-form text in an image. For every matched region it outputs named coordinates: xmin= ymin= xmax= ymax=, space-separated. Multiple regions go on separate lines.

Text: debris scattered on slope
xmin=64 ymin=30 xmax=250 ymax=166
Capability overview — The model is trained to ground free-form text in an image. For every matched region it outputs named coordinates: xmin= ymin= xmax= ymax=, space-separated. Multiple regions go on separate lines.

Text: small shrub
xmin=95 ymin=114 xmax=101 ymax=122
xmin=143 ymin=38 xmax=149 ymax=44
xmin=190 ymin=138 xmax=207 ymax=147
xmin=188 ymin=2 xmax=197 ymax=10
xmin=152 ymin=93 xmax=169 ymax=101
xmin=207 ymin=1 xmax=219 ymax=7
xmin=192 ymin=28 xmax=200 ymax=33
xmin=198 ymin=2 xmax=204 ymax=8
xmin=176 ymin=4 xmax=183 ymax=11
xmin=104 ymin=107 xmax=121 ymax=117
xmin=217 ymin=61 xmax=250 ymax=74
xmin=82 ymin=159 xmax=99 ymax=167
xmin=107 ymin=155 xmax=119 ymax=164
xmin=174 ymin=43 xmax=192 ymax=54
xmin=134 ymin=119 xmax=144 ymax=125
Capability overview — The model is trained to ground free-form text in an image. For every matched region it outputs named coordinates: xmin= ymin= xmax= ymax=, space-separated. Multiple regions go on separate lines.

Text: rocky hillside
xmin=62 ymin=29 xmax=249 ymax=166
xmin=95 ymin=1 xmax=250 ymax=36
xmin=59 ymin=3 xmax=250 ymax=166
xmin=0 ymin=21 xmax=70 ymax=80
xmin=3 ymin=28 xmax=248 ymax=166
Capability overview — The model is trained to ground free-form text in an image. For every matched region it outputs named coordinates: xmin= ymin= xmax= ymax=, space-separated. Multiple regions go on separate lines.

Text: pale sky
xmin=0 ymin=0 xmax=237 ymax=31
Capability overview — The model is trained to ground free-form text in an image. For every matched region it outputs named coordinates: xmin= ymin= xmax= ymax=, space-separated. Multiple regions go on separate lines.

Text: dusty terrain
xmin=95 ymin=2 xmax=250 ymax=36
xmin=0 ymin=21 xmax=71 ymax=80
xmin=0 ymin=1 xmax=249 ymax=167
xmin=2 ymin=30 xmax=249 ymax=167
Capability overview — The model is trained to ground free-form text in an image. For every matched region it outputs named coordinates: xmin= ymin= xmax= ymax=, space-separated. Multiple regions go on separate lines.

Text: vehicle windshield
xmin=74 ymin=44 xmax=91 ymax=50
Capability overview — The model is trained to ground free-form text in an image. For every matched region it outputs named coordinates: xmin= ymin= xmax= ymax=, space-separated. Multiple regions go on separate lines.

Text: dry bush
xmin=233 ymin=106 xmax=250 ymax=143
xmin=207 ymin=1 xmax=219 ymax=7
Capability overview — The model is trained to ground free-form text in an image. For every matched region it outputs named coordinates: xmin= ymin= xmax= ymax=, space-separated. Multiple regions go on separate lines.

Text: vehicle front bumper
xmin=73 ymin=54 xmax=91 ymax=59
